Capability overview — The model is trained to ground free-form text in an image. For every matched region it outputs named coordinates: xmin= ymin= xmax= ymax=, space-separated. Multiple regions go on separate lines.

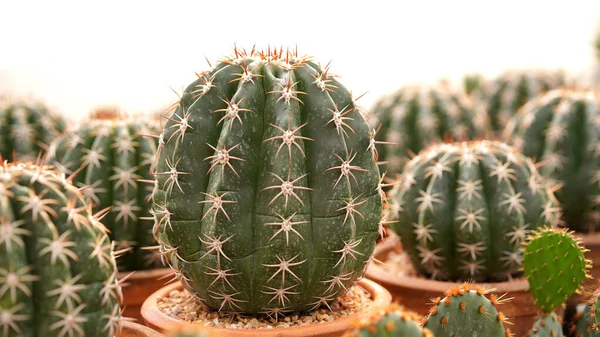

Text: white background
xmin=1 ymin=0 xmax=599 ymax=120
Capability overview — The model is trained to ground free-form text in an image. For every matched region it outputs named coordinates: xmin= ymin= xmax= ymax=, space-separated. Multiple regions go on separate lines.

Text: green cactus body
xmin=388 ymin=140 xmax=561 ymax=282
xmin=570 ymin=303 xmax=600 ymax=337
xmin=152 ymin=48 xmax=383 ymax=315
xmin=0 ymin=99 xmax=66 ymax=161
xmin=528 ymin=312 xmax=564 ymax=337
xmin=504 ymin=89 xmax=600 ymax=232
xmin=369 ymin=85 xmax=480 ymax=174
xmin=594 ymin=290 xmax=600 ymax=327
xmin=48 ymin=118 xmax=160 ymax=271
xmin=423 ymin=283 xmax=511 ymax=337
xmin=473 ymin=70 xmax=564 ymax=133
xmin=0 ymin=161 xmax=122 ymax=337
xmin=344 ymin=304 xmax=431 ymax=337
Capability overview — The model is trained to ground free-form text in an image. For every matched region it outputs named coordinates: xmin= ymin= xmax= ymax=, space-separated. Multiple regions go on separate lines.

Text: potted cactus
xmin=0 ymin=97 xmax=66 ymax=161
xmin=365 ymin=140 xmax=562 ymax=336
xmin=47 ymin=110 xmax=172 ymax=322
xmin=342 ymin=303 xmax=432 ymax=337
xmin=503 ymin=89 xmax=600 ymax=298
xmin=140 ymin=47 xmax=390 ymax=336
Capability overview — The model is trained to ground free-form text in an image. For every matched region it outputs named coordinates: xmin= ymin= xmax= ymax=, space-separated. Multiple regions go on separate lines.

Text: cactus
xmin=528 ymin=312 xmax=564 ymax=337
xmin=48 ymin=116 xmax=160 ymax=271
xmin=344 ymin=303 xmax=432 ymax=337
xmin=0 ymin=161 xmax=122 ymax=336
xmin=423 ymin=283 xmax=512 ymax=337
xmin=151 ymin=47 xmax=383 ymax=315
xmin=387 ymin=140 xmax=561 ymax=281
xmin=368 ymin=84 xmax=482 ymax=174
xmin=471 ymin=70 xmax=564 ymax=133
xmin=594 ymin=290 xmax=600 ymax=327
xmin=504 ymin=89 xmax=600 ymax=233
xmin=569 ymin=303 xmax=600 ymax=337
xmin=0 ymin=98 xmax=66 ymax=161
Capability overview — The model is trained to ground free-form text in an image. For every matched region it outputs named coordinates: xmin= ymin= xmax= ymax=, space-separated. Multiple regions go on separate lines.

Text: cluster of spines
xmin=0 ymin=160 xmax=123 ymax=337
xmin=150 ymin=46 xmax=383 ymax=315
xmin=569 ymin=299 xmax=600 ymax=337
xmin=387 ymin=140 xmax=561 ymax=282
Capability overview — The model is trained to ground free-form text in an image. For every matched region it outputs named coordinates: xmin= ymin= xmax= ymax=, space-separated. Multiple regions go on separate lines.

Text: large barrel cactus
xmin=0 ymin=161 xmax=122 ymax=336
xmin=369 ymin=84 xmax=481 ymax=174
xmin=388 ymin=140 xmax=561 ymax=281
xmin=504 ymin=89 xmax=600 ymax=232
xmin=152 ymin=47 xmax=383 ymax=314
xmin=48 ymin=116 xmax=160 ymax=271
xmin=0 ymin=98 xmax=66 ymax=161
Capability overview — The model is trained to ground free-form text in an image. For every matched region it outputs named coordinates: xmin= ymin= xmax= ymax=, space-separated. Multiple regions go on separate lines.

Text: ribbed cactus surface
xmin=369 ymin=84 xmax=480 ymax=174
xmin=344 ymin=303 xmax=431 ymax=337
xmin=0 ymin=99 xmax=66 ymax=161
xmin=504 ymin=89 xmax=600 ymax=233
xmin=48 ymin=118 xmax=160 ymax=271
xmin=388 ymin=140 xmax=561 ymax=281
xmin=528 ymin=312 xmax=564 ymax=337
xmin=152 ymin=48 xmax=382 ymax=314
xmin=0 ymin=161 xmax=122 ymax=337
xmin=423 ymin=283 xmax=511 ymax=337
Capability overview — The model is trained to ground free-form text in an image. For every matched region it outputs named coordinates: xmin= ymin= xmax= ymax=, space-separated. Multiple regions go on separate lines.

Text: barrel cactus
xmin=0 ymin=98 xmax=66 ymax=161
xmin=504 ymin=89 xmax=600 ymax=232
xmin=387 ymin=140 xmax=561 ymax=281
xmin=344 ymin=303 xmax=431 ymax=337
xmin=0 ymin=161 xmax=123 ymax=336
xmin=423 ymin=283 xmax=512 ymax=337
xmin=48 ymin=115 xmax=160 ymax=271
xmin=151 ymin=47 xmax=383 ymax=315
xmin=369 ymin=84 xmax=482 ymax=174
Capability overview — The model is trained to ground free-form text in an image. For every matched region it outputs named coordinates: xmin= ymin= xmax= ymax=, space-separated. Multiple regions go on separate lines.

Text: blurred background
xmin=1 ymin=0 xmax=600 ymax=119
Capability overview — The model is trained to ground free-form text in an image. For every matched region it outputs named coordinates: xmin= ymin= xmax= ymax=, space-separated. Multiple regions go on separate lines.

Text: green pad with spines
xmin=0 ymin=161 xmax=122 ymax=337
xmin=528 ymin=312 xmax=564 ymax=337
xmin=345 ymin=304 xmax=431 ymax=337
xmin=152 ymin=47 xmax=383 ymax=314
xmin=570 ymin=303 xmax=600 ymax=337
xmin=523 ymin=227 xmax=590 ymax=313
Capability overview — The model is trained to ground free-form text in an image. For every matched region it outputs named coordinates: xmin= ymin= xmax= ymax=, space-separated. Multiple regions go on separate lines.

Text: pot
xmin=141 ymin=278 xmax=392 ymax=337
xmin=119 ymin=268 xmax=174 ymax=322
xmin=120 ymin=321 xmax=165 ymax=337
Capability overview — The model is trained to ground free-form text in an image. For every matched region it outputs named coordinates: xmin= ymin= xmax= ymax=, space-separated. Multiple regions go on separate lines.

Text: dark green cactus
xmin=570 ymin=303 xmax=600 ymax=337
xmin=0 ymin=161 xmax=122 ymax=336
xmin=0 ymin=98 xmax=66 ymax=161
xmin=504 ymin=89 xmax=600 ymax=233
xmin=369 ymin=84 xmax=481 ymax=174
xmin=423 ymin=283 xmax=512 ymax=336
xmin=152 ymin=47 xmax=383 ymax=315
xmin=471 ymin=70 xmax=564 ymax=133
xmin=528 ymin=312 xmax=564 ymax=337
xmin=387 ymin=140 xmax=561 ymax=281
xmin=344 ymin=303 xmax=432 ymax=337
xmin=48 ymin=116 xmax=160 ymax=271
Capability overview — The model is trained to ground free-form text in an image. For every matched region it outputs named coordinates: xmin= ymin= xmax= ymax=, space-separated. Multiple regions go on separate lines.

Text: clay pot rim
xmin=367 ymin=234 xmax=530 ymax=294
xmin=120 ymin=321 xmax=165 ymax=337
xmin=117 ymin=267 xmax=173 ymax=281
xmin=141 ymin=278 xmax=391 ymax=336
xmin=577 ymin=231 xmax=600 ymax=245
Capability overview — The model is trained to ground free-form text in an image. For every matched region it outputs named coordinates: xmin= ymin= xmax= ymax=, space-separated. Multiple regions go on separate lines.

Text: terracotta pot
xmin=141 ymin=279 xmax=392 ymax=337
xmin=119 ymin=268 xmax=174 ymax=322
xmin=365 ymin=234 xmax=543 ymax=337
xmin=120 ymin=321 xmax=165 ymax=337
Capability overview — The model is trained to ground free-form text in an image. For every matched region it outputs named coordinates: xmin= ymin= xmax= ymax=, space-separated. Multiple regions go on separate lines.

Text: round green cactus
xmin=369 ymin=84 xmax=482 ymax=174
xmin=388 ymin=140 xmax=561 ymax=282
xmin=0 ymin=98 xmax=66 ymax=161
xmin=0 ymin=161 xmax=122 ymax=336
xmin=528 ymin=312 xmax=564 ymax=337
xmin=152 ymin=47 xmax=383 ymax=315
xmin=344 ymin=303 xmax=432 ymax=337
xmin=48 ymin=116 xmax=160 ymax=271
xmin=504 ymin=89 xmax=600 ymax=233
xmin=423 ymin=283 xmax=512 ymax=337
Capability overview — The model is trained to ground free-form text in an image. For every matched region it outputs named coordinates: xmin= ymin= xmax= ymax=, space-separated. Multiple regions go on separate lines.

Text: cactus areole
xmin=151 ymin=47 xmax=383 ymax=314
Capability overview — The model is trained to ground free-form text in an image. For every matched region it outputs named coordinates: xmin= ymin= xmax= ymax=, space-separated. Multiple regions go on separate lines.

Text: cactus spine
xmin=48 ymin=116 xmax=160 ymax=271
xmin=0 ymin=161 xmax=122 ymax=336
xmin=387 ymin=140 xmax=561 ymax=281
xmin=504 ymin=89 xmax=600 ymax=233
xmin=0 ymin=98 xmax=66 ymax=161
xmin=152 ymin=47 xmax=383 ymax=314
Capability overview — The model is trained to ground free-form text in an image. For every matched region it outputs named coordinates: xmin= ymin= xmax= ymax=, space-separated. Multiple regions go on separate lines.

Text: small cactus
xmin=0 ymin=98 xmax=66 ymax=161
xmin=48 ymin=115 xmax=161 ymax=271
xmin=387 ymin=140 xmax=561 ymax=281
xmin=528 ymin=312 xmax=564 ymax=337
xmin=152 ymin=47 xmax=383 ymax=314
xmin=504 ymin=89 xmax=600 ymax=233
xmin=423 ymin=283 xmax=512 ymax=337
xmin=344 ymin=303 xmax=432 ymax=337
xmin=0 ymin=161 xmax=122 ymax=336
xmin=569 ymin=303 xmax=600 ymax=337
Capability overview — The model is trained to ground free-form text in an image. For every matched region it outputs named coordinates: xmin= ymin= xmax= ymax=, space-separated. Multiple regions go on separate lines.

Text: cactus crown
xmin=522 ymin=227 xmax=591 ymax=313
xmin=423 ymin=283 xmax=512 ymax=337
xmin=387 ymin=140 xmax=561 ymax=282
xmin=344 ymin=303 xmax=432 ymax=337
xmin=0 ymin=160 xmax=122 ymax=337
xmin=152 ymin=46 xmax=383 ymax=315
